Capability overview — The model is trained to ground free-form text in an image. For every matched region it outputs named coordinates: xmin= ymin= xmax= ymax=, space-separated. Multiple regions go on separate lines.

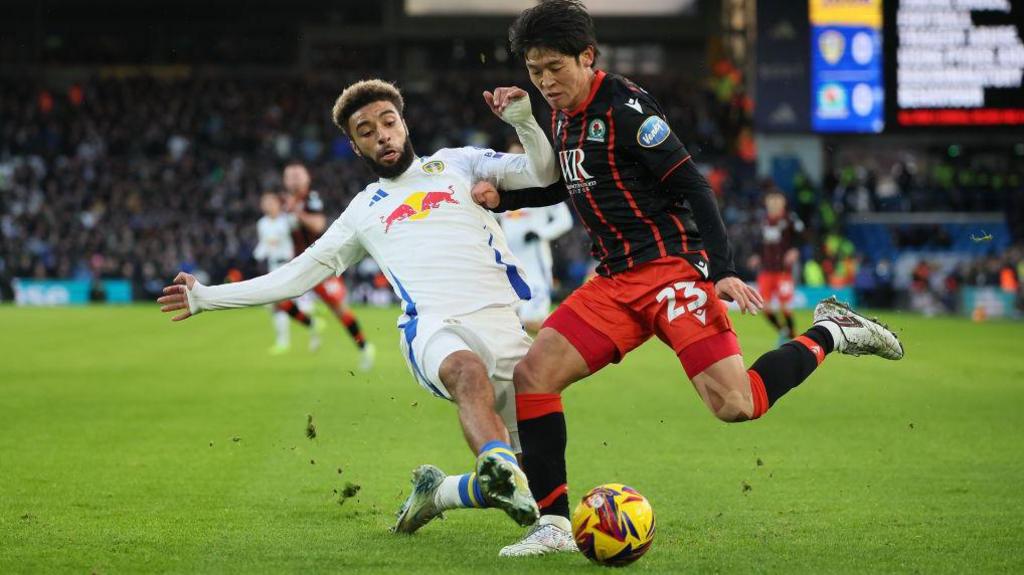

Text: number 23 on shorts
xmin=656 ymin=281 xmax=709 ymax=325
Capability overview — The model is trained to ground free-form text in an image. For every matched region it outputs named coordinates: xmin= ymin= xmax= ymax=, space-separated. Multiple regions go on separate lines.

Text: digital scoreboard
xmin=809 ymin=0 xmax=886 ymax=133
xmin=889 ymin=0 xmax=1024 ymax=127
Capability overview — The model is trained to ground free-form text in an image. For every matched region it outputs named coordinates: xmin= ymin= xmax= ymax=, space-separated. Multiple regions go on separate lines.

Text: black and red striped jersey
xmin=547 ymin=71 xmax=711 ymax=277
xmin=290 ymin=190 xmax=325 ymax=253
xmin=759 ymin=213 xmax=803 ymax=272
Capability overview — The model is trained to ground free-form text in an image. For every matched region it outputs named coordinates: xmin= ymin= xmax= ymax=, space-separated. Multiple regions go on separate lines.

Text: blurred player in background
xmin=281 ymin=163 xmax=375 ymax=371
xmin=254 ymin=191 xmax=322 ymax=354
xmin=750 ymin=189 xmax=803 ymax=344
xmin=474 ymin=0 xmax=904 ymax=556
xmin=497 ymin=144 xmax=574 ymax=331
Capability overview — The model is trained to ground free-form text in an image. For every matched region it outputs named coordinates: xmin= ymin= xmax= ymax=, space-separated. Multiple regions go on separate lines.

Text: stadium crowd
xmin=0 ymin=72 xmax=748 ymax=301
xmin=1 ymin=72 xmax=1020 ymax=315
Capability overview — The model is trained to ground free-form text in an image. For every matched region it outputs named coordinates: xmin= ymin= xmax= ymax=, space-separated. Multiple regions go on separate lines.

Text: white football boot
xmin=499 ymin=515 xmax=579 ymax=557
xmin=392 ymin=464 xmax=446 ymax=534
xmin=476 ymin=452 xmax=539 ymax=527
xmin=813 ymin=296 xmax=904 ymax=360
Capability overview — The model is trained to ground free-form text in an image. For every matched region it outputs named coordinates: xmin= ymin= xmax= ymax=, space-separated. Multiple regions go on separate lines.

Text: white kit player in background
xmin=158 ymin=79 xmax=562 ymax=545
xmin=497 ymin=201 xmax=573 ymax=332
xmin=253 ymin=192 xmax=320 ymax=353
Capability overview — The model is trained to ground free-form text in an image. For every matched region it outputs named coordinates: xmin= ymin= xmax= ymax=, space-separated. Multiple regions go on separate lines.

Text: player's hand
xmin=715 ymin=276 xmax=764 ymax=315
xmin=784 ymin=248 xmax=800 ymax=267
xmin=156 ymin=272 xmax=199 ymax=321
xmin=483 ymin=87 xmax=530 ymax=124
xmin=472 ymin=180 xmax=501 ymax=209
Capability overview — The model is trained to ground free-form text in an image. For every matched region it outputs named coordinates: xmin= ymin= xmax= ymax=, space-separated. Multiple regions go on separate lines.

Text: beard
xmin=360 ymin=139 xmax=416 ymax=179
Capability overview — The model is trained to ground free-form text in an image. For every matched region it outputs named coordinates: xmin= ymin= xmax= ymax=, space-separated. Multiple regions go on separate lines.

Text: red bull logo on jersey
xmin=379 ymin=186 xmax=459 ymax=233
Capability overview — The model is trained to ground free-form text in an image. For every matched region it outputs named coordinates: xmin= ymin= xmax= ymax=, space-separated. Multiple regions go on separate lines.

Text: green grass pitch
xmin=1 ymin=304 xmax=1023 ymax=573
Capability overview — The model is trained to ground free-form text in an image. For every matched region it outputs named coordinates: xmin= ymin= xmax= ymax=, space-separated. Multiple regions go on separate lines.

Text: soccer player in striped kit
xmin=280 ymin=163 xmax=376 ymax=371
xmin=474 ymin=0 xmax=905 ymax=556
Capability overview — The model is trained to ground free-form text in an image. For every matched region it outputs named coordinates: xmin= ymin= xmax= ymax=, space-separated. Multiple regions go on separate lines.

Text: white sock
xmin=814 ymin=319 xmax=844 ymax=352
xmin=273 ymin=311 xmax=290 ymax=346
xmin=539 ymin=514 xmax=571 ymax=532
xmin=433 ymin=473 xmax=485 ymax=510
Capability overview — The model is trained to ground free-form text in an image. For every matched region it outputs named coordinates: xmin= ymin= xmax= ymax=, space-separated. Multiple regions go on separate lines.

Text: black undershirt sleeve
xmin=491 ymin=180 xmax=570 ymax=213
xmin=662 ymin=160 xmax=738 ymax=282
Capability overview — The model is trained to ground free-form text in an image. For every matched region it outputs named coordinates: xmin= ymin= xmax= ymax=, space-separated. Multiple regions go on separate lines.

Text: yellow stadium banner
xmin=809 ymin=0 xmax=882 ymax=28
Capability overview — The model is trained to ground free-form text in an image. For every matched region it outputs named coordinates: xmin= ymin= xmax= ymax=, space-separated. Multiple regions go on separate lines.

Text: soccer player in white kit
xmin=157 ymin=79 xmax=558 ymax=536
xmin=253 ymin=191 xmax=321 ymax=353
xmin=497 ymin=202 xmax=573 ymax=332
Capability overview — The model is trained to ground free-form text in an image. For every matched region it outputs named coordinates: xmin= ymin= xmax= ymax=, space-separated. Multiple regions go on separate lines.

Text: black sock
xmin=783 ymin=311 xmax=796 ymax=338
xmin=764 ymin=311 xmax=782 ymax=331
xmin=516 ymin=394 xmax=570 ymax=519
xmin=279 ymin=301 xmax=312 ymax=326
xmin=340 ymin=310 xmax=367 ymax=350
xmin=750 ymin=325 xmax=833 ymax=407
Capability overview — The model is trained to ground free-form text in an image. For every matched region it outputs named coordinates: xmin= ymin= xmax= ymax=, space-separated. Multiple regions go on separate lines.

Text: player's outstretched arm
xmin=156 ymin=252 xmax=335 ymax=321
xmin=478 ymin=87 xmax=559 ymax=189
xmin=472 ymin=180 xmax=569 ymax=213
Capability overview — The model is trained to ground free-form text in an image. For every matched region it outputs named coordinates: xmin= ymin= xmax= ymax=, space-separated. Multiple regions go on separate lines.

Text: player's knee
xmin=702 ymin=375 xmax=755 ymax=423
xmin=710 ymin=398 xmax=752 ymax=423
xmin=513 ymin=356 xmax=550 ymax=394
xmin=440 ymin=352 xmax=490 ymax=403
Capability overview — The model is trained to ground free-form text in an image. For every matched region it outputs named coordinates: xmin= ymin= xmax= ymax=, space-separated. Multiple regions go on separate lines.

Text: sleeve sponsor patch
xmin=637 ymin=116 xmax=671 ymax=148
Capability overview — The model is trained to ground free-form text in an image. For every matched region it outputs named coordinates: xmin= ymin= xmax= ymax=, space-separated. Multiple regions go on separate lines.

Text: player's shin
xmin=340 ymin=309 xmax=367 ymax=350
xmin=516 ymin=393 xmax=570 ymax=520
xmin=782 ymin=310 xmax=796 ymax=338
xmin=273 ymin=310 xmax=290 ymax=346
xmin=277 ymin=300 xmax=312 ymax=326
xmin=747 ymin=325 xmax=834 ymax=418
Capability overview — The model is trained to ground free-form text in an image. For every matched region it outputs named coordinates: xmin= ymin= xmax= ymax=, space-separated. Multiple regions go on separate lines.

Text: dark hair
xmin=331 ymin=79 xmax=405 ymax=135
xmin=509 ymin=0 xmax=599 ymax=61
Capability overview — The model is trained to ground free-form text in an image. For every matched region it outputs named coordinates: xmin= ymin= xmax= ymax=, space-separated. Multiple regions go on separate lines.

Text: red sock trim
xmin=277 ymin=300 xmax=295 ymax=312
xmin=792 ymin=335 xmax=826 ymax=365
xmin=748 ymin=370 xmax=769 ymax=419
xmin=536 ymin=483 xmax=568 ymax=510
xmin=516 ymin=393 xmax=563 ymax=422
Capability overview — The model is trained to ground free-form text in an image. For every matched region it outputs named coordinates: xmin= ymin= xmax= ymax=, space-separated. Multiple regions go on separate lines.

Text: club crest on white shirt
xmin=422 ymin=160 xmax=446 ymax=175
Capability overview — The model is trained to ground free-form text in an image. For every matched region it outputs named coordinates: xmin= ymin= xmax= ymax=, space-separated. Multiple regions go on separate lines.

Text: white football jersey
xmin=306 ymin=148 xmax=535 ymax=324
xmin=497 ymin=204 xmax=573 ymax=290
xmin=254 ymin=214 xmax=295 ymax=270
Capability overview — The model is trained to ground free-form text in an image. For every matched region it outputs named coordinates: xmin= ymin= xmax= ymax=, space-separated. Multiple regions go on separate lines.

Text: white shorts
xmin=517 ymin=284 xmax=552 ymax=324
xmin=398 ymin=305 xmax=532 ymax=451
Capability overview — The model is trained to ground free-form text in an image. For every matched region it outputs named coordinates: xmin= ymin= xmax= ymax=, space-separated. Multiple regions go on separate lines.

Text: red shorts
xmin=544 ymin=256 xmax=740 ymax=379
xmin=314 ymin=276 xmax=347 ymax=308
xmin=757 ymin=271 xmax=794 ymax=306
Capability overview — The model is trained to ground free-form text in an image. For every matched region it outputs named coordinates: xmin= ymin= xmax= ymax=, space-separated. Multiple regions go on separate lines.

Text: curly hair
xmin=331 ymin=79 xmax=405 ymax=135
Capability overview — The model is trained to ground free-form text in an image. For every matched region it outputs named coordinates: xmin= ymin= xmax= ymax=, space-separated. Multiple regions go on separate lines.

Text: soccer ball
xmin=571 ymin=483 xmax=656 ymax=566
